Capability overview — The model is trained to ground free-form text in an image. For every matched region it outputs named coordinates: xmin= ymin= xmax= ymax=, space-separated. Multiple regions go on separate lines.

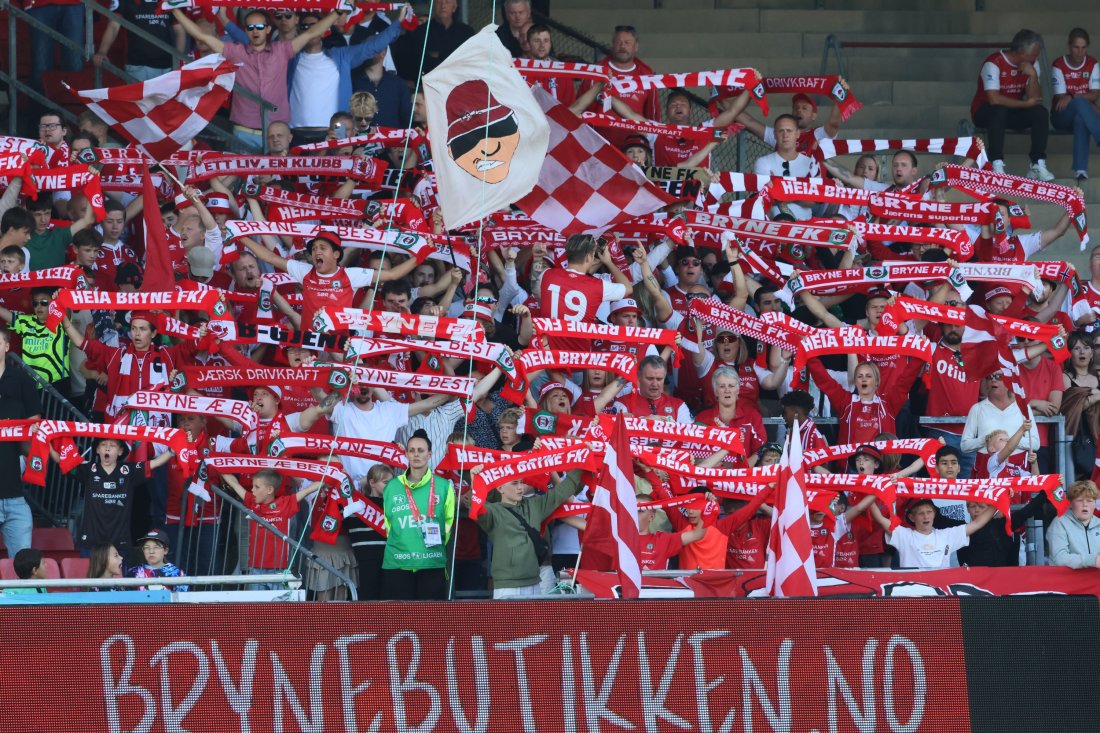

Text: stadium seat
xmin=0 ymin=559 xmax=15 ymax=580
xmin=32 ymin=528 xmax=78 ymax=563
xmin=60 ymin=557 xmax=90 ymax=580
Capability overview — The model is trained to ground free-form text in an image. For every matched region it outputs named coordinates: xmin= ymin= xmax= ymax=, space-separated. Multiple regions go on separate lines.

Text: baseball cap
xmin=866 ymin=288 xmax=893 ymax=301
xmin=204 ymin=194 xmax=236 ymax=216
xmin=985 ymin=286 xmax=1012 ymax=302
xmin=463 ymin=301 xmax=494 ymax=323
xmin=538 ymin=382 xmax=570 ymax=403
xmin=187 ymin=247 xmax=215 ymax=279
xmin=129 ymin=310 xmax=156 ymax=327
xmin=138 ymin=528 xmax=170 ymax=549
xmin=622 ymin=134 xmax=650 ymax=152
xmin=791 ymin=92 xmax=818 ymax=112
xmin=253 ymin=385 xmax=283 ymax=400
xmin=609 ymin=299 xmax=641 ymax=316
xmin=852 ymin=444 xmax=884 ymax=465
xmin=307 ymin=231 xmax=343 ymax=254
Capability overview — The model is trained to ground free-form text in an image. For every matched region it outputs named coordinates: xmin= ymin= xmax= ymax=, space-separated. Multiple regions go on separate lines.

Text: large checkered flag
xmin=764 ymin=419 xmax=818 ymax=597
xmin=69 ymin=54 xmax=236 ymax=161
xmin=516 ymin=85 xmax=675 ymax=235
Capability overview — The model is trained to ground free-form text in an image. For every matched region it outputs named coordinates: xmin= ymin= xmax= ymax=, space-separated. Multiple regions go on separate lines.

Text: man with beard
xmin=578 ymin=25 xmax=661 ymax=149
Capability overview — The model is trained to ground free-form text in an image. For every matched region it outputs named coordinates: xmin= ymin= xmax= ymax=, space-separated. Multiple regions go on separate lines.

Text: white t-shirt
xmin=331 ymin=400 xmax=410 ymax=482
xmin=289 ymin=52 xmax=341 ymax=128
xmin=887 ymin=524 xmax=969 ymax=568
xmin=753 ymin=152 xmax=821 ymax=220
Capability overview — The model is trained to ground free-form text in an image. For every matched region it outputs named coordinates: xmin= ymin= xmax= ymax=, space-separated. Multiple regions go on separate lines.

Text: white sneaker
xmin=1028 ymin=159 xmax=1055 ymax=182
xmin=992 ymin=160 xmax=1006 ymax=174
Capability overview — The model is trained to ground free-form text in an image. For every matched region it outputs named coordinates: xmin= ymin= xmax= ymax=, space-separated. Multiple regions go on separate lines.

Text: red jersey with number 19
xmin=539 ymin=266 xmax=624 ymax=351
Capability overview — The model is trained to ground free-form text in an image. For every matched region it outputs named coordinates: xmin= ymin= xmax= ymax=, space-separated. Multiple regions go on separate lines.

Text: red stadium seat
xmin=0 ymin=559 xmax=16 ymax=580
xmin=60 ymin=557 xmax=90 ymax=580
xmin=32 ymin=528 xmax=78 ymax=563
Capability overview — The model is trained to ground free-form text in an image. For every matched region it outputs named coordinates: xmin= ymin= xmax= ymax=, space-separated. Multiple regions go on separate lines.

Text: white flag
xmin=423 ymin=25 xmax=549 ymax=229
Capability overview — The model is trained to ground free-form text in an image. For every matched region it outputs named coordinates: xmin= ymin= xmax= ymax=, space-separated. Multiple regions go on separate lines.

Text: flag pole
xmin=155 ymin=161 xmax=186 ymax=192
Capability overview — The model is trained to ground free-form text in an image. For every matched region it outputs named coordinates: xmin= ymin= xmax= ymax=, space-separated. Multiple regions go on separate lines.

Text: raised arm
xmin=172 ymin=8 xmax=224 ymax=53
xmin=294 ymin=480 xmax=324 ymax=502
xmin=290 ymin=11 xmax=342 ymax=53
xmin=241 ymin=236 xmax=290 ymax=272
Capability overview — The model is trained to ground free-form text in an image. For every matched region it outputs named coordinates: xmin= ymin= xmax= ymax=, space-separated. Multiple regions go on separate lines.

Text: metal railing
xmin=0 ymin=0 xmax=276 ymax=152
xmin=0 ymin=573 xmax=298 ymax=591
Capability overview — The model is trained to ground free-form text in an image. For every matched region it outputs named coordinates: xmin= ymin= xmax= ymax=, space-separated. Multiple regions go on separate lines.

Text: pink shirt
xmin=221 ymin=39 xmax=295 ymax=127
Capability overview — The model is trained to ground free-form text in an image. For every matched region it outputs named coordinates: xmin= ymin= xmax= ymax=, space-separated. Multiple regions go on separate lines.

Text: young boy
xmin=223 ymin=469 xmax=322 ymax=590
xmin=870 ymin=498 xmax=995 ymax=569
xmin=978 ymin=419 xmax=1039 ymax=479
xmin=809 ymin=492 xmax=876 ymax=569
xmin=73 ymin=437 xmax=175 ymax=556
xmin=4 ymin=548 xmax=48 ymax=595
xmin=129 ymin=528 xmax=188 ymax=591
xmin=638 ymin=494 xmax=707 ymax=571
xmin=1 ymin=286 xmax=71 ymax=396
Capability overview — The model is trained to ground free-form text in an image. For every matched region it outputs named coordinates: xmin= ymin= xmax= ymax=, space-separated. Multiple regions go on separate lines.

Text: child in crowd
xmin=809 ymin=489 xmax=876 ymax=569
xmin=637 ymin=494 xmax=706 ymax=571
xmin=346 ymin=463 xmax=395 ymax=600
xmin=222 ymin=469 xmax=322 ymax=590
xmin=128 ymin=529 xmax=188 ymax=591
xmin=498 ymin=407 xmax=523 ymax=451
xmin=870 ymin=498 xmax=995 ymax=569
xmin=86 ymin=543 xmax=125 ymax=588
xmin=980 ymin=420 xmax=1040 ymax=479
xmin=4 ymin=548 xmax=48 ymax=595
xmin=72 ymin=437 xmax=175 ymax=556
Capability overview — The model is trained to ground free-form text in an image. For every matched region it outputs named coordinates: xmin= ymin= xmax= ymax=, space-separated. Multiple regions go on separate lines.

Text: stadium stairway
xmin=548 ymin=0 xmax=1100 ymax=268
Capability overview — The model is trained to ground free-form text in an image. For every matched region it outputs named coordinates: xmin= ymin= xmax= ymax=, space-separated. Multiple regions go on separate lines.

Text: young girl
xmin=345 ymin=464 xmax=394 ymax=600
xmin=86 ymin=543 xmax=125 ymax=587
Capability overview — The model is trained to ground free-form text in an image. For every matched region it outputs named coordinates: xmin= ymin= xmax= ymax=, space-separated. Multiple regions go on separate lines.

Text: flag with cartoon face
xmin=423 ymin=25 xmax=549 ymax=229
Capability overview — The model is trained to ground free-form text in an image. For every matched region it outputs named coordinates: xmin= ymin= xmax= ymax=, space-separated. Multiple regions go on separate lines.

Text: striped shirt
xmin=13 ymin=313 xmax=69 ymax=384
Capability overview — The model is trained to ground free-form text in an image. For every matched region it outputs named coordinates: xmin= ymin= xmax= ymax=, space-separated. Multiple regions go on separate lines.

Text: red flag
xmin=516 ymin=85 xmax=675 ymax=235
xmin=764 ymin=420 xmax=818 ymax=597
xmin=961 ymin=305 xmax=1030 ymax=415
xmin=69 ymin=54 xmax=236 ymax=162
xmin=139 ymin=162 xmax=175 ymax=293
xmin=579 ymin=417 xmax=642 ymax=598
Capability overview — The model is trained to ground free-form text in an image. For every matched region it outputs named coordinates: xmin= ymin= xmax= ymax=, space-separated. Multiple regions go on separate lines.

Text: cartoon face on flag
xmin=445 ymin=79 xmax=521 ymax=184
xmin=424 ymin=25 xmax=549 ymax=229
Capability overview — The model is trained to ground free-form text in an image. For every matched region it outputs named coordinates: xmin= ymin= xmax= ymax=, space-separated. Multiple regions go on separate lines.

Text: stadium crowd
xmin=1 ymin=0 xmax=1099 ymax=600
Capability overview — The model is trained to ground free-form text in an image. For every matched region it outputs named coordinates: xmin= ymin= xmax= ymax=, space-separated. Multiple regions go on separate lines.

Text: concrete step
xmin=759 ymin=9 xmax=976 ymax=34
xmin=638 ymin=32 xmax=804 ymax=59
xmin=549 ymin=9 xmax=762 ymax=35
xmin=810 ymin=0 xmax=974 ymax=9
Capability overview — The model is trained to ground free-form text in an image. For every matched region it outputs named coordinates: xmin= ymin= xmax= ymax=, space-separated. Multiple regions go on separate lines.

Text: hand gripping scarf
xmin=469 ymin=444 xmax=602 ymax=518
xmin=896 ymin=475 xmax=1066 ymax=533
xmin=25 ymin=421 xmax=196 ymax=486
xmin=46 ymin=288 xmax=225 ymax=331
xmin=125 ymin=391 xmax=259 ymax=432
xmin=531 ymin=318 xmax=681 ymax=365
xmin=314 ymin=308 xmax=484 ymax=342
xmin=815 ymin=137 xmax=988 ymax=169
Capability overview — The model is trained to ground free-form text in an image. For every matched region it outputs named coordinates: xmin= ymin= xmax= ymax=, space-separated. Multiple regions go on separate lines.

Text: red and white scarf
xmin=174 ymin=365 xmax=351 ymax=394
xmin=223 ymin=220 xmax=433 ymax=263
xmin=469 ymin=444 xmax=602 ymax=518
xmin=896 ymin=476 xmax=1053 ymax=534
xmin=815 ymin=137 xmax=988 ymax=168
xmin=81 ymin=146 xmax=194 ymax=169
xmin=268 ymin=432 xmax=408 ymax=469
xmin=867 ymin=193 xmax=997 ymax=225
xmin=479 ymin=224 xmax=566 ymax=250
xmin=688 ymin=299 xmax=801 ymax=352
xmin=517 ymin=349 xmax=638 ymax=384
xmin=340 ymin=364 xmax=476 ymax=398
xmin=346 ymin=337 xmax=521 ymax=385
xmin=205 ymin=453 xmax=353 ymax=493
xmin=580 ymin=112 xmax=728 ymax=145
xmin=592 ymin=414 xmax=747 ymax=457
xmin=246 ymin=184 xmax=367 ymax=220
xmin=513 ymin=58 xmax=610 ymax=83
xmin=0 ymin=266 xmax=87 ymax=292
xmin=289 ymin=127 xmax=427 ymax=154
xmin=198 ymin=319 xmax=347 ymax=353
xmin=788 ymin=261 xmax=1040 ymax=296
xmin=315 ymin=308 xmax=484 ymax=342
xmin=877 ymin=296 xmax=1069 ymax=363
xmin=0 ymin=153 xmax=39 ymax=197
xmin=531 ymin=318 xmax=680 ymax=363
xmin=187 ymin=154 xmax=387 ymax=187
xmin=794 ymin=329 xmax=936 ymax=370
xmin=845 ymin=220 xmax=974 ymax=259
xmin=31 ymin=165 xmax=106 ymax=220
xmin=610 ymin=68 xmax=768 ymax=114
xmin=763 ymin=75 xmax=862 ymax=120
xmin=125 ymin=391 xmax=258 ymax=432
xmin=804 ymin=439 xmax=942 ymax=470
xmin=685 ymin=210 xmax=854 ymax=249
xmin=25 ymin=421 xmax=196 ymax=486
xmin=931 ymin=164 xmax=1088 ymax=246
xmin=46 ymin=289 xmax=223 ymax=331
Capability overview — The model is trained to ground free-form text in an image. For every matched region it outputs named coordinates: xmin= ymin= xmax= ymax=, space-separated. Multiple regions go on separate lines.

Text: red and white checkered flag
xmin=764 ymin=419 xmax=818 ymax=597
xmin=69 ymin=54 xmax=236 ymax=162
xmin=516 ymin=85 xmax=675 ymax=235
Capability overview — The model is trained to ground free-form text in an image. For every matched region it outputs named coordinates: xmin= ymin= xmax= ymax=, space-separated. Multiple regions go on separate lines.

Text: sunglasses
xmin=33 ymin=300 xmax=50 ymax=307
xmin=353 ymin=116 xmax=373 ymax=124
xmin=782 ymin=160 xmax=791 ymax=176
xmin=715 ymin=334 xmax=739 ymax=344
xmin=273 ymin=11 xmax=294 ymax=18
xmin=245 ymin=23 xmax=268 ymax=31
xmin=298 ymin=23 xmax=316 ymax=31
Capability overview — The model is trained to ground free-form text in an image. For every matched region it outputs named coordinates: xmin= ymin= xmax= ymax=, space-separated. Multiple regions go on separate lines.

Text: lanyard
xmin=403 ymin=474 xmax=436 ymax=525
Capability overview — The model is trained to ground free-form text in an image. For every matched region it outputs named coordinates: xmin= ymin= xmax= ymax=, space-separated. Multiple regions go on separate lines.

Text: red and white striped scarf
xmin=173 ymin=365 xmax=350 ymax=393
xmin=469 ymin=444 xmax=602 ymax=518
xmin=931 ymin=164 xmax=1088 ymax=246
xmin=684 ymin=210 xmax=854 ymax=249
xmin=804 ymin=439 xmax=942 ymax=469
xmin=316 ymin=308 xmax=484 ymax=342
xmin=31 ymin=166 xmax=106 ymax=219
xmin=246 ymin=184 xmax=367 ymax=220
xmin=877 ymin=296 xmax=1069 ymax=363
xmin=517 ymin=349 xmax=638 ymax=385
xmin=222 ymin=220 xmax=433 ymax=263
xmin=0 ymin=266 xmax=86 ymax=292
xmin=787 ymin=261 xmax=1040 ymax=296
xmin=25 ymin=421 xmax=196 ymax=486
xmin=204 ymin=453 xmax=353 ymax=493
xmin=289 ymin=127 xmax=426 ymax=154
xmin=339 ymin=365 xmax=476 ymax=398
xmin=844 ymin=220 xmax=975 ymax=259
xmin=479 ymin=223 xmax=567 ymax=250
xmin=815 ymin=137 xmax=988 ymax=168
xmin=346 ymin=336 xmax=521 ymax=386
xmin=688 ymin=299 xmax=800 ymax=351
xmin=868 ymin=193 xmax=997 ymax=225
xmin=763 ymin=75 xmax=862 ymax=120
xmin=531 ymin=318 xmax=680 ymax=363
